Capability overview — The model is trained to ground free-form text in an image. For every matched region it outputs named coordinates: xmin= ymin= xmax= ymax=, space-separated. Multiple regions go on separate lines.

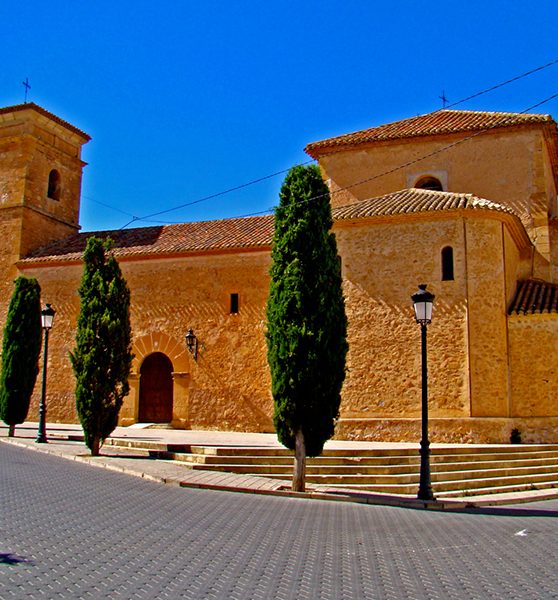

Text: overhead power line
xmin=117 ymin=162 xmax=314 ymax=230
xmin=126 ymin=88 xmax=558 ymax=227
xmin=444 ymin=58 xmax=558 ymax=110
xmin=84 ymin=57 xmax=558 ymax=229
xmin=224 ymin=89 xmax=558 ymax=221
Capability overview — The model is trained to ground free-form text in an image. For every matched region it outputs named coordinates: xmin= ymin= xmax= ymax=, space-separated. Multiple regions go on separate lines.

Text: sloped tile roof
xmin=20 ymin=189 xmax=523 ymax=265
xmin=305 ymin=110 xmax=556 ymax=157
xmin=22 ymin=216 xmax=275 ymax=263
xmin=0 ymin=102 xmax=91 ymax=141
xmin=508 ymin=279 xmax=558 ymax=315
xmin=332 ymin=188 xmax=515 ymax=220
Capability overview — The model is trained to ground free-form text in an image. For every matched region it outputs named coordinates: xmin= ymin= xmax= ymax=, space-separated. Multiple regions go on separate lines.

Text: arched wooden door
xmin=138 ymin=352 xmax=173 ymax=423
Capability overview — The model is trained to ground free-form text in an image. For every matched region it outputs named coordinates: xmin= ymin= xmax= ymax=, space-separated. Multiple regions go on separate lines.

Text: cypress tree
xmin=266 ymin=164 xmax=348 ymax=492
xmin=0 ymin=277 xmax=42 ymax=437
xmin=70 ymin=237 xmax=133 ymax=456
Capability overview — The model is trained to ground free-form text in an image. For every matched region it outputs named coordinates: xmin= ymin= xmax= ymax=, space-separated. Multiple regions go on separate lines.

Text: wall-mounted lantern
xmin=185 ymin=328 xmax=198 ymax=361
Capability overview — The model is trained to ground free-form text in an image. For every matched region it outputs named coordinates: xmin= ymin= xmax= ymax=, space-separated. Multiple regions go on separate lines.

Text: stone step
xmin=438 ymin=479 xmax=558 ymax=498
xmin=187 ymin=452 xmax=558 ymax=470
xmin=307 ymin=471 xmax=558 ymax=493
xmin=108 ymin=438 xmax=558 ymax=497
xmin=185 ymin=444 xmax=558 ymax=458
xmin=180 ymin=451 xmax=558 ymax=468
xmin=318 ymin=476 xmax=558 ymax=496
xmin=322 ymin=478 xmax=558 ymax=497
xmin=188 ymin=460 xmax=558 ymax=480
xmin=185 ymin=454 xmax=422 ymax=466
xmin=434 ymin=471 xmax=558 ymax=492
xmin=107 ymin=439 xmax=191 ymax=453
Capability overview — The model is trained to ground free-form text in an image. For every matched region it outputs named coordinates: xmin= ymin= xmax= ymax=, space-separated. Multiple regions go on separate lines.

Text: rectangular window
xmin=441 ymin=247 xmax=454 ymax=281
xmin=230 ymin=293 xmax=239 ymax=314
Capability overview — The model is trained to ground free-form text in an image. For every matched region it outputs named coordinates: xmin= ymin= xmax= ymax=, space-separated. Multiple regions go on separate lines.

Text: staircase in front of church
xmin=143 ymin=444 xmax=558 ymax=498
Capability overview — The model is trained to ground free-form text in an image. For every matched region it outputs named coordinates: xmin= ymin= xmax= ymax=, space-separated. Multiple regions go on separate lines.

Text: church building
xmin=1 ymin=102 xmax=557 ymax=443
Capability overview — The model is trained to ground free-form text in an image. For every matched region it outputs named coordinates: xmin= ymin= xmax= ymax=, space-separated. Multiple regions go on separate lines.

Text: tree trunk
xmin=90 ymin=436 xmax=100 ymax=457
xmin=292 ymin=429 xmax=306 ymax=492
xmin=8 ymin=424 xmax=15 ymax=437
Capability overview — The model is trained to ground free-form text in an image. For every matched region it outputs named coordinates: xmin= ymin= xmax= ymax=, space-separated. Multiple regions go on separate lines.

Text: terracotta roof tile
xmin=509 ymin=279 xmax=558 ymax=315
xmin=22 ymin=215 xmax=275 ymax=263
xmin=20 ymin=189 xmax=522 ymax=265
xmin=332 ymin=188 xmax=515 ymax=220
xmin=305 ymin=110 xmax=556 ymax=157
xmin=0 ymin=102 xmax=91 ymax=141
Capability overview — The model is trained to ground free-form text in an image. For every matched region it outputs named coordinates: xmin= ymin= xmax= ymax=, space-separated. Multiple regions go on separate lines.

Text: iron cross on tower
xmin=22 ymin=78 xmax=31 ymax=103
xmin=439 ymin=90 xmax=448 ymax=108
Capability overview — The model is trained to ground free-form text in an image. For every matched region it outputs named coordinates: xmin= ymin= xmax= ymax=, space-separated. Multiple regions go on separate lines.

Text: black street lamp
xmin=411 ymin=284 xmax=435 ymax=501
xmin=36 ymin=304 xmax=55 ymax=444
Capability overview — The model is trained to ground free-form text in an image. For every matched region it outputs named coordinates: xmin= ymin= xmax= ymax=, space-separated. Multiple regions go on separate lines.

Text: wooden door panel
xmin=139 ymin=353 xmax=173 ymax=422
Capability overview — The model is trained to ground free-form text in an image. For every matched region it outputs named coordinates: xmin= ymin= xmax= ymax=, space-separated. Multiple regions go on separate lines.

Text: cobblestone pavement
xmin=2 ymin=443 xmax=558 ymax=599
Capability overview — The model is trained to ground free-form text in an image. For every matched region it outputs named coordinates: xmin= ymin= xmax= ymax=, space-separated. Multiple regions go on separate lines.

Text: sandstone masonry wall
xmin=509 ymin=314 xmax=558 ymax=418
xmin=319 ymin=128 xmax=552 ymax=262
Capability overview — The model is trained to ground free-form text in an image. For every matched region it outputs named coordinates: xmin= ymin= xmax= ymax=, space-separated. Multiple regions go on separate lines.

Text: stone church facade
xmin=1 ymin=102 xmax=557 ymax=442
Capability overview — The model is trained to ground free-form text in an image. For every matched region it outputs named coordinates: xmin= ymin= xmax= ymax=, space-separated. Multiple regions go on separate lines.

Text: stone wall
xmin=335 ymin=215 xmax=471 ymax=421
xmin=7 ymin=105 xmax=558 ymax=443
xmin=0 ymin=106 xmax=86 ymax=341
xmin=319 ymin=127 xmax=554 ymax=265
xmin=22 ymin=250 xmax=275 ymax=432
xmin=335 ymin=416 xmax=558 ymax=444
xmin=509 ymin=314 xmax=558 ymax=418
xmin=19 ymin=206 xmax=558 ymax=443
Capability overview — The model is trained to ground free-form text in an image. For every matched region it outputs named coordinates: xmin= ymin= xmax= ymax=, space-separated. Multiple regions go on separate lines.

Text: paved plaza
xmin=2 ymin=441 xmax=558 ymax=599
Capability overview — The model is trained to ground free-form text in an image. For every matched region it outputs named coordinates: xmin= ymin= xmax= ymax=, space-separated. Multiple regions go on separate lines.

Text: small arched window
xmin=441 ymin=246 xmax=454 ymax=281
xmin=415 ymin=176 xmax=443 ymax=191
xmin=47 ymin=169 xmax=61 ymax=201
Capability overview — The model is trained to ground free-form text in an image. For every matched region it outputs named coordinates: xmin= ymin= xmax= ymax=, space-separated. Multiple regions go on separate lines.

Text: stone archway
xmin=138 ymin=352 xmax=174 ymax=423
xmin=120 ymin=332 xmax=192 ymax=428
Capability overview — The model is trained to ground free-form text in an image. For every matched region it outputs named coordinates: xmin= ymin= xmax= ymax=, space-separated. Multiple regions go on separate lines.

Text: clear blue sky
xmin=2 ymin=1 xmax=558 ymax=232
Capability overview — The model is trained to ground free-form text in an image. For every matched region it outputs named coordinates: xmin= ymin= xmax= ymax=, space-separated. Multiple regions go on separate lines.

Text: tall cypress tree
xmin=0 ymin=277 xmax=42 ymax=437
xmin=266 ymin=164 xmax=348 ymax=492
xmin=70 ymin=237 xmax=133 ymax=456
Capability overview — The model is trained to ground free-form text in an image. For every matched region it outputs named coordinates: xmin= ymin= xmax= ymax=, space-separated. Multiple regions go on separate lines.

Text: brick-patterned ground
xmin=2 ymin=442 xmax=558 ymax=599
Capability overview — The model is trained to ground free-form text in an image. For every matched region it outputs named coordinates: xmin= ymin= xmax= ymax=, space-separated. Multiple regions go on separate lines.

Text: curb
xmin=3 ymin=435 xmax=558 ymax=510
xmin=0 ymin=436 xmax=467 ymax=510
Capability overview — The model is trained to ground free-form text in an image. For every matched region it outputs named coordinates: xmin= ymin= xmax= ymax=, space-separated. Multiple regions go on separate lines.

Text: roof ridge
xmin=332 ymin=188 xmax=518 ymax=220
xmin=21 ymin=213 xmax=275 ymax=263
xmin=306 ymin=109 xmax=556 ymax=157
xmin=21 ymin=189 xmax=523 ymax=264
xmin=440 ymin=108 xmax=552 ymax=117
xmin=0 ymin=102 xmax=91 ymax=141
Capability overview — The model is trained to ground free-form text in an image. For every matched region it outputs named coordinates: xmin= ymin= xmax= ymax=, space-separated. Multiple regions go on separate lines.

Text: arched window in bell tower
xmin=47 ymin=169 xmax=61 ymax=201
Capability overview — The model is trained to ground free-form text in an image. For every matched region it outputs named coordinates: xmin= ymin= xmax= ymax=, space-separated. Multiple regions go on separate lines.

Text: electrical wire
xmin=117 ymin=162 xmax=314 ymax=230
xmin=82 ymin=57 xmax=558 ymax=229
xmin=140 ymin=89 xmax=558 ymax=225
xmin=444 ymin=58 xmax=558 ymax=110
xmin=223 ymin=90 xmax=558 ymax=222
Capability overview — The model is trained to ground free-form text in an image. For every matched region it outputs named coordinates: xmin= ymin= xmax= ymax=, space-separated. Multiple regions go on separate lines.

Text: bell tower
xmin=0 ymin=103 xmax=90 ymax=284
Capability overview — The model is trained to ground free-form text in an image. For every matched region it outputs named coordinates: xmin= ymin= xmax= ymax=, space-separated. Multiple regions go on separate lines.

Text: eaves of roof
xmin=0 ymin=102 xmax=91 ymax=142
xmin=18 ymin=189 xmax=532 ymax=267
xmin=509 ymin=279 xmax=558 ymax=315
xmin=331 ymin=188 xmax=532 ymax=250
xmin=305 ymin=109 xmax=557 ymax=158
xmin=19 ymin=215 xmax=275 ymax=266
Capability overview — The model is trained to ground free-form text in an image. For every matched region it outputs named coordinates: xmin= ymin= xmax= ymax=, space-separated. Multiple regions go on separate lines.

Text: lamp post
xmin=36 ymin=304 xmax=55 ymax=444
xmin=411 ymin=284 xmax=435 ymax=501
